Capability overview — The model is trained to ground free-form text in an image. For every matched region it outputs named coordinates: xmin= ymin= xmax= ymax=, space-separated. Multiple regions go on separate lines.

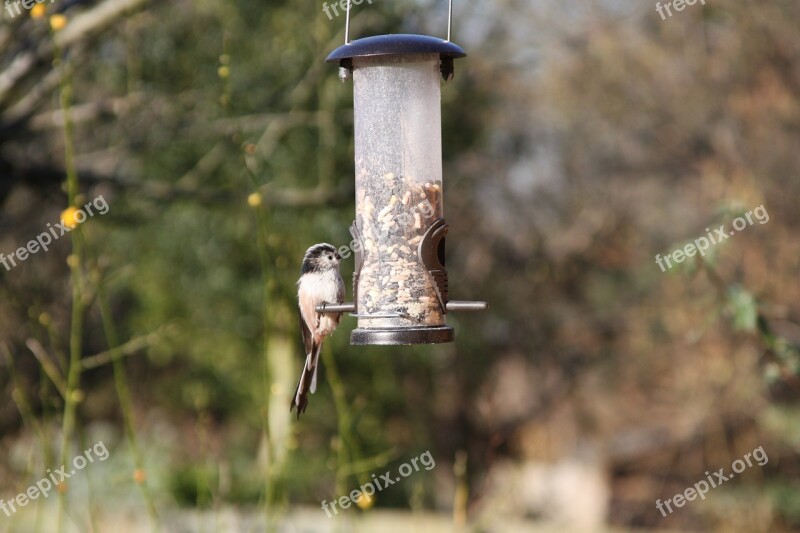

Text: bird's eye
xmin=328 ymin=255 xmax=333 ymax=261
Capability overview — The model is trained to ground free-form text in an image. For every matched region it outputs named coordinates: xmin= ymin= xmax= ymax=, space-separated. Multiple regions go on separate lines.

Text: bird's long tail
xmin=290 ymin=341 xmax=322 ymax=418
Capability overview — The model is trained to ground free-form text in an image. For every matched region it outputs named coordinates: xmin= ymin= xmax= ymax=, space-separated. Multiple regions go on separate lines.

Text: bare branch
xmin=54 ymin=0 xmax=150 ymax=49
xmin=27 ymin=92 xmax=144 ymax=130
xmin=0 ymin=0 xmax=149 ymax=116
xmin=81 ymin=324 xmax=174 ymax=371
xmin=25 ymin=338 xmax=67 ymax=399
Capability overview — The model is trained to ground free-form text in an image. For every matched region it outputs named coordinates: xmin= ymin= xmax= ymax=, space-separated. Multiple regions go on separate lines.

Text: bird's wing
xmin=337 ymin=272 xmax=346 ymax=303
xmin=299 ymin=307 xmax=313 ymax=356
xmin=335 ymin=274 xmax=346 ymax=325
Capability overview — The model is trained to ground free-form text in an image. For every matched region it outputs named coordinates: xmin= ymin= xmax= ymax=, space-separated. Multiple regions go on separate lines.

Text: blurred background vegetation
xmin=1 ymin=0 xmax=799 ymax=531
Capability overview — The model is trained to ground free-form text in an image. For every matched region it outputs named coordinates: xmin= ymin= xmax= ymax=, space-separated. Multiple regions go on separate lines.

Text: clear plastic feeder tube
xmin=352 ymin=53 xmax=445 ymax=329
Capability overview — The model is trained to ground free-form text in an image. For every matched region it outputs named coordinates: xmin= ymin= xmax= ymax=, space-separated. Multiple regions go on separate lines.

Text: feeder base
xmin=350 ymin=325 xmax=454 ymax=346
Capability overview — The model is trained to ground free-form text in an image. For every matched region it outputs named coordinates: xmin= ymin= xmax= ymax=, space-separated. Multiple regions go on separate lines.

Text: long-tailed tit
xmin=291 ymin=243 xmax=345 ymax=418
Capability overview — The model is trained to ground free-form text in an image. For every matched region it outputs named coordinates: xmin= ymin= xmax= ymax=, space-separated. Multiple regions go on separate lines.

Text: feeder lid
xmin=326 ymin=34 xmax=466 ymax=63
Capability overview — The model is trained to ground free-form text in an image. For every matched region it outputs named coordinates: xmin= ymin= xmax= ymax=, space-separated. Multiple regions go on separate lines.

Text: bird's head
xmin=301 ymin=243 xmax=341 ymax=274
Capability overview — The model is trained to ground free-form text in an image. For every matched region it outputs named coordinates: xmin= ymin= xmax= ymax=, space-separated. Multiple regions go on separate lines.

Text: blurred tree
xmin=0 ymin=0 xmax=798 ymax=530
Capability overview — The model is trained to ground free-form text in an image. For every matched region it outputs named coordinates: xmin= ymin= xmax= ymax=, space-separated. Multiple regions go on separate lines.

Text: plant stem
xmin=54 ymin=33 xmax=85 ymax=533
xmin=97 ymin=286 xmax=161 ymax=528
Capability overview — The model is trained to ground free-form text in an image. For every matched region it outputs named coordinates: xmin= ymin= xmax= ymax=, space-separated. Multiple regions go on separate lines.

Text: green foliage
xmin=727 ymin=285 xmax=758 ymax=332
xmin=1 ymin=0 xmax=800 ymax=530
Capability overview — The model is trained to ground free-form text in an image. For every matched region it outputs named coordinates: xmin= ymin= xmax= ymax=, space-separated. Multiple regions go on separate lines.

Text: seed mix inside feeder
xmin=317 ymin=1 xmax=487 ymax=345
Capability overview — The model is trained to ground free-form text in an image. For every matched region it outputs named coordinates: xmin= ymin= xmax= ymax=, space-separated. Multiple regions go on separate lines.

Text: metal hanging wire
xmin=345 ymin=0 xmax=352 ymax=44
xmin=447 ymin=0 xmax=453 ymax=41
xmin=344 ymin=0 xmax=455 ymax=44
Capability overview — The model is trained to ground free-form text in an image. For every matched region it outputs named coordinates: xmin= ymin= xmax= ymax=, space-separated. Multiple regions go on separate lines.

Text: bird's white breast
xmin=298 ymin=270 xmax=345 ymax=338
xmin=299 ymin=270 xmax=343 ymax=304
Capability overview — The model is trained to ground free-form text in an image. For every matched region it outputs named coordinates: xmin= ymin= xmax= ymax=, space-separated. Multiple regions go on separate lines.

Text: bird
xmin=291 ymin=243 xmax=345 ymax=418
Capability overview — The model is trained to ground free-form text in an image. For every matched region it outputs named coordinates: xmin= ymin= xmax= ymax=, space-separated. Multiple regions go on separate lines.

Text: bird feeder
xmin=318 ymin=0 xmax=487 ymax=345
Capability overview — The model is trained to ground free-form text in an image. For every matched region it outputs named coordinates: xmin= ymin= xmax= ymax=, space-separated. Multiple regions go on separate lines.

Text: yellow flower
xmin=247 ymin=192 xmax=262 ymax=207
xmin=60 ymin=206 xmax=80 ymax=228
xmin=218 ymin=66 xmax=230 ymax=79
xmin=31 ymin=4 xmax=45 ymax=18
xmin=133 ymin=469 xmax=147 ymax=484
xmin=50 ymin=14 xmax=67 ymax=31
xmin=356 ymin=492 xmax=375 ymax=510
